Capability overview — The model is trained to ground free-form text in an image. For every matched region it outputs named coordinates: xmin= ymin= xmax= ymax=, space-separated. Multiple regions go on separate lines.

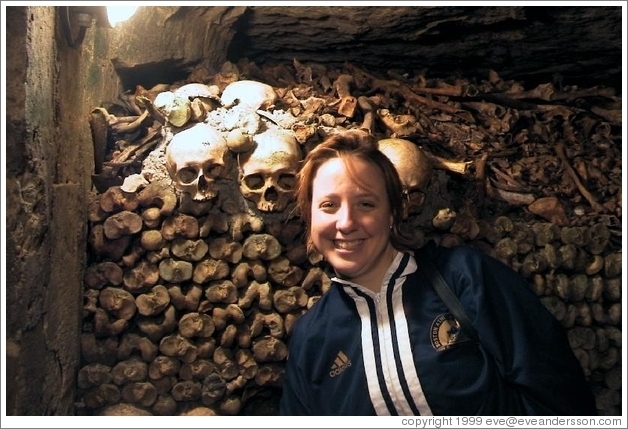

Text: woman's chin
xmin=329 ymin=258 xmax=361 ymax=278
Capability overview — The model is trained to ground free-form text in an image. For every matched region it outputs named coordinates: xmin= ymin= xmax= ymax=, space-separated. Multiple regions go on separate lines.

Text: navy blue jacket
xmin=279 ymin=243 xmax=597 ymax=416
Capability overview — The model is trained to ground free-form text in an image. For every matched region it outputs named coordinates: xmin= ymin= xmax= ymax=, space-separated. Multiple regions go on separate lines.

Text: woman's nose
xmin=336 ymin=204 xmax=357 ymax=231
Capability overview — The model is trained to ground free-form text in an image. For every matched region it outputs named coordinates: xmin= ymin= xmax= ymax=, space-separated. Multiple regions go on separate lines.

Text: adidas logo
xmin=329 ymin=350 xmax=352 ymax=377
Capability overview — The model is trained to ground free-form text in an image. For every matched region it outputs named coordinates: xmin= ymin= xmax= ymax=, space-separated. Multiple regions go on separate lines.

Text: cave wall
xmin=5 ymin=5 xmax=121 ymax=415
xmin=6 ymin=6 xmax=78 ymax=415
xmin=108 ymin=6 xmax=622 ymax=92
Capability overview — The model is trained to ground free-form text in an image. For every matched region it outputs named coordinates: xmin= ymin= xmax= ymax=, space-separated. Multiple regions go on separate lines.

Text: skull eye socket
xmin=176 ymin=167 xmax=199 ymax=184
xmin=277 ymin=174 xmax=296 ymax=190
xmin=243 ymin=174 xmax=264 ymax=190
xmin=204 ymin=164 xmax=224 ymax=178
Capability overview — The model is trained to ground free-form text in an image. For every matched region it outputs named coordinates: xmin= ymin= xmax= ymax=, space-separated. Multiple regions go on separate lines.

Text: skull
xmin=165 ymin=123 xmax=230 ymax=201
xmin=221 ymin=80 xmax=277 ymax=111
xmin=378 ymin=138 xmax=432 ymax=216
xmin=238 ymin=128 xmax=302 ymax=212
xmin=154 ymin=91 xmax=191 ymax=128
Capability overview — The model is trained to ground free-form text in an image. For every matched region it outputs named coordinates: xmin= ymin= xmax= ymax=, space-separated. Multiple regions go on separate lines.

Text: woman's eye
xmin=319 ymin=201 xmax=336 ymax=209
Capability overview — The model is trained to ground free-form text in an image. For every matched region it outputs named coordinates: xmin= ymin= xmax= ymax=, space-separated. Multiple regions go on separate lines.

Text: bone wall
xmin=76 ymin=55 xmax=622 ymax=415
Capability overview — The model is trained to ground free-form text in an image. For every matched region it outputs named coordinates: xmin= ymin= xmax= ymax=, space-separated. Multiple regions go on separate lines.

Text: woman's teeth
xmin=335 ymin=240 xmax=362 ymax=250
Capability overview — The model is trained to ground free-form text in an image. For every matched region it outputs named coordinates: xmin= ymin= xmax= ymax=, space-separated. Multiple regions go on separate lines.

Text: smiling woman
xmin=280 ymin=129 xmax=598 ymax=416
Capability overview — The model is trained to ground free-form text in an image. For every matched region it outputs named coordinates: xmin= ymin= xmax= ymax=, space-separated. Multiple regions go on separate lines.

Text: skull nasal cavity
xmin=265 ymin=187 xmax=279 ymax=200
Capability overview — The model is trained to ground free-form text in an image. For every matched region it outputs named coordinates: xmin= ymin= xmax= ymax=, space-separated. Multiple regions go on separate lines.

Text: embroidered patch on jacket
xmin=430 ymin=313 xmax=466 ymax=351
xmin=329 ymin=350 xmax=352 ymax=377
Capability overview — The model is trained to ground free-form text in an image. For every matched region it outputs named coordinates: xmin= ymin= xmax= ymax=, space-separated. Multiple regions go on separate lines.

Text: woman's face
xmin=310 ymin=156 xmax=395 ymax=289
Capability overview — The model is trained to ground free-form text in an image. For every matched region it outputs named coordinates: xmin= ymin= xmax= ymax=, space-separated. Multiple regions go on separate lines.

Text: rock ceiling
xmin=109 ymin=5 xmax=622 ymax=92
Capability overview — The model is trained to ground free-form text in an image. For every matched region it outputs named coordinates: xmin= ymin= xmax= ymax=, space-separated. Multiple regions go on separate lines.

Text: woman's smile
xmin=334 ymin=239 xmax=364 ymax=251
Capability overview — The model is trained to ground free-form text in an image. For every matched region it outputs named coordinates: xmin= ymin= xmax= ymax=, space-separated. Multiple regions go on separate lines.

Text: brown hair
xmin=295 ymin=129 xmax=415 ymax=253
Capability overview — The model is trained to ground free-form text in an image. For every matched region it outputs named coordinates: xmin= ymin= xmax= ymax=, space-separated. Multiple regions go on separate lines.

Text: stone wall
xmin=5 ymin=5 xmax=120 ymax=415
xmin=109 ymin=6 xmax=622 ymax=93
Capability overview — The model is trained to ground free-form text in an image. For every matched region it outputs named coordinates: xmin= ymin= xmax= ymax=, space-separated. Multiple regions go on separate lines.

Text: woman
xmin=279 ymin=129 xmax=597 ymax=416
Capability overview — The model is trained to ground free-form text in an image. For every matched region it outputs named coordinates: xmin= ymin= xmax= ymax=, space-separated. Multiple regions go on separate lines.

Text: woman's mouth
xmin=334 ymin=240 xmax=363 ymax=250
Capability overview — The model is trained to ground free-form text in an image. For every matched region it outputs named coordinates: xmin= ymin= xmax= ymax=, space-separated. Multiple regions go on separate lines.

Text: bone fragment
xmin=94 ymin=308 xmax=128 ymax=337
xmin=137 ymin=305 xmax=177 ymax=342
xmin=100 ymin=287 xmax=137 ymax=321
xmin=193 ymin=259 xmax=230 ymax=284
xmin=121 ymin=382 xmax=157 ymax=407
xmin=357 ymin=96 xmax=375 ymax=134
xmin=88 ymin=225 xmax=131 ymax=261
xmin=168 ymin=284 xmax=202 ymax=312
xmin=148 ymin=356 xmax=180 ymax=380
xmin=273 ymin=287 xmax=308 ymax=313
xmin=254 ymin=363 xmax=284 ymax=387
xmin=231 ymin=261 xmax=268 ymax=288
xmin=117 ymin=333 xmax=158 ymax=362
xmin=555 ymin=142 xmax=606 ymax=213
xmin=103 ymin=210 xmax=142 ymax=240
xmin=161 ymin=214 xmax=200 ymax=240
xmin=486 ymin=182 xmax=535 ymax=206
xmin=213 ymin=346 xmax=239 ymax=380
xmin=205 ymin=280 xmax=238 ymax=304
xmin=171 ymin=380 xmax=201 ymax=401
xmin=159 ymin=334 xmax=198 ymax=363
xmin=422 ymin=150 xmax=473 ymax=176
xmin=252 ymin=336 xmax=288 ymax=362
xmin=77 ymin=363 xmax=112 ymax=389
xmin=333 ymin=74 xmax=357 ymax=118
xmin=84 ymin=262 xmax=124 ymax=289
xmin=180 ymin=360 xmax=214 ymax=384
xmin=236 ymin=349 xmax=258 ymax=380
xmin=212 ymin=304 xmax=245 ymax=331
xmin=135 ymin=285 xmax=170 ymax=316
xmin=268 ymin=257 xmax=303 ymax=287
xmin=242 ymin=233 xmax=282 ymax=260
xmin=100 ymin=186 xmax=139 ymax=213
xmin=171 ymin=238 xmax=209 ymax=262
xmin=238 ymin=280 xmax=273 ymax=310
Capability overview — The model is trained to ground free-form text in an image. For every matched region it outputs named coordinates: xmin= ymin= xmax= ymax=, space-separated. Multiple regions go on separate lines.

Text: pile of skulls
xmin=133 ymin=80 xmax=304 ymax=215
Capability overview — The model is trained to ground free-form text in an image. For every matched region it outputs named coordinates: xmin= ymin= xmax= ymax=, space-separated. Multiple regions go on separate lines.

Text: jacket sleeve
xmin=437 ymin=245 xmax=598 ymax=416
xmin=279 ymin=324 xmax=311 ymax=415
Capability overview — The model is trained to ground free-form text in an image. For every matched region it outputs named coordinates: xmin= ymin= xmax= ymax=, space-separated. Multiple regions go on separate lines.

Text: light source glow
xmin=106 ymin=6 xmax=138 ymax=27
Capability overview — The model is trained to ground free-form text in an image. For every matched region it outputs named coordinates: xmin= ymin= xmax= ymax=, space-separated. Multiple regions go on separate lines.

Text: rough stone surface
xmin=110 ymin=6 xmax=622 ymax=91
xmin=5 ymin=5 xmax=117 ymax=416
xmin=108 ymin=6 xmax=246 ymax=88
